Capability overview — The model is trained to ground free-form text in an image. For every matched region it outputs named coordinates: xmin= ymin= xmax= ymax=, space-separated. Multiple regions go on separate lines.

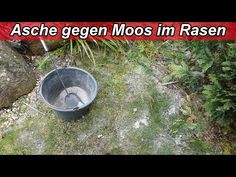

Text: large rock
xmin=0 ymin=41 xmax=36 ymax=109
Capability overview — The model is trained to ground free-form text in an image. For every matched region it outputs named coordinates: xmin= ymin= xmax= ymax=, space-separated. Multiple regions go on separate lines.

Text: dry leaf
xmin=187 ymin=114 xmax=196 ymax=123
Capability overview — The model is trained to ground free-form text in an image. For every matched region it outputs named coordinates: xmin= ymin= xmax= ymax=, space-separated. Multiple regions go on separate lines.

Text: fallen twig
xmin=22 ymin=101 xmax=47 ymax=116
xmin=161 ymin=81 xmax=179 ymax=86
xmin=156 ymin=40 xmax=170 ymax=50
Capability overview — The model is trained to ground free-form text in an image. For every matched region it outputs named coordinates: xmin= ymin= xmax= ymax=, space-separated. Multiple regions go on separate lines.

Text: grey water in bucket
xmin=39 ymin=67 xmax=98 ymax=120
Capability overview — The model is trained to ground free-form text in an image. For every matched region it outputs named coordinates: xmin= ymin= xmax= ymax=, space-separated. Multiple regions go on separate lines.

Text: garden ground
xmin=0 ymin=43 xmax=232 ymax=154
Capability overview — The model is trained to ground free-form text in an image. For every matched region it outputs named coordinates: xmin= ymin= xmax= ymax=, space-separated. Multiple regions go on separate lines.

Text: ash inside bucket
xmin=53 ymin=86 xmax=90 ymax=109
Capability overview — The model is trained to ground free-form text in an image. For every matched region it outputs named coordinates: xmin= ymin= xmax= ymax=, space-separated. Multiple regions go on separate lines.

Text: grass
xmin=188 ymin=139 xmax=212 ymax=154
xmin=0 ymin=41 xmax=225 ymax=154
xmin=1 ymin=49 xmax=170 ymax=154
xmin=119 ymin=86 xmax=170 ymax=154
xmin=0 ymin=129 xmax=22 ymax=154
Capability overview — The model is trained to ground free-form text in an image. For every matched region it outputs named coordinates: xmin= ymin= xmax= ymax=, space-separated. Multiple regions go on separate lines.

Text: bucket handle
xmin=39 ymin=39 xmax=80 ymax=111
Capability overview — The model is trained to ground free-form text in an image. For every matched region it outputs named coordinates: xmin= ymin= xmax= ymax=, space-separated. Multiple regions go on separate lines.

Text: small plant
xmin=35 ymin=57 xmax=50 ymax=71
xmin=202 ymin=43 xmax=236 ymax=125
xmin=35 ymin=46 xmax=65 ymax=71
xmin=169 ymin=61 xmax=202 ymax=92
xmin=68 ymin=40 xmax=129 ymax=65
xmin=136 ymin=41 xmax=158 ymax=59
xmin=168 ymin=41 xmax=236 ymax=126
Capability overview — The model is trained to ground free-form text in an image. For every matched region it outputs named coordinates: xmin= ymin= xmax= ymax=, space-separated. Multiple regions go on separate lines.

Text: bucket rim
xmin=39 ymin=66 xmax=98 ymax=112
